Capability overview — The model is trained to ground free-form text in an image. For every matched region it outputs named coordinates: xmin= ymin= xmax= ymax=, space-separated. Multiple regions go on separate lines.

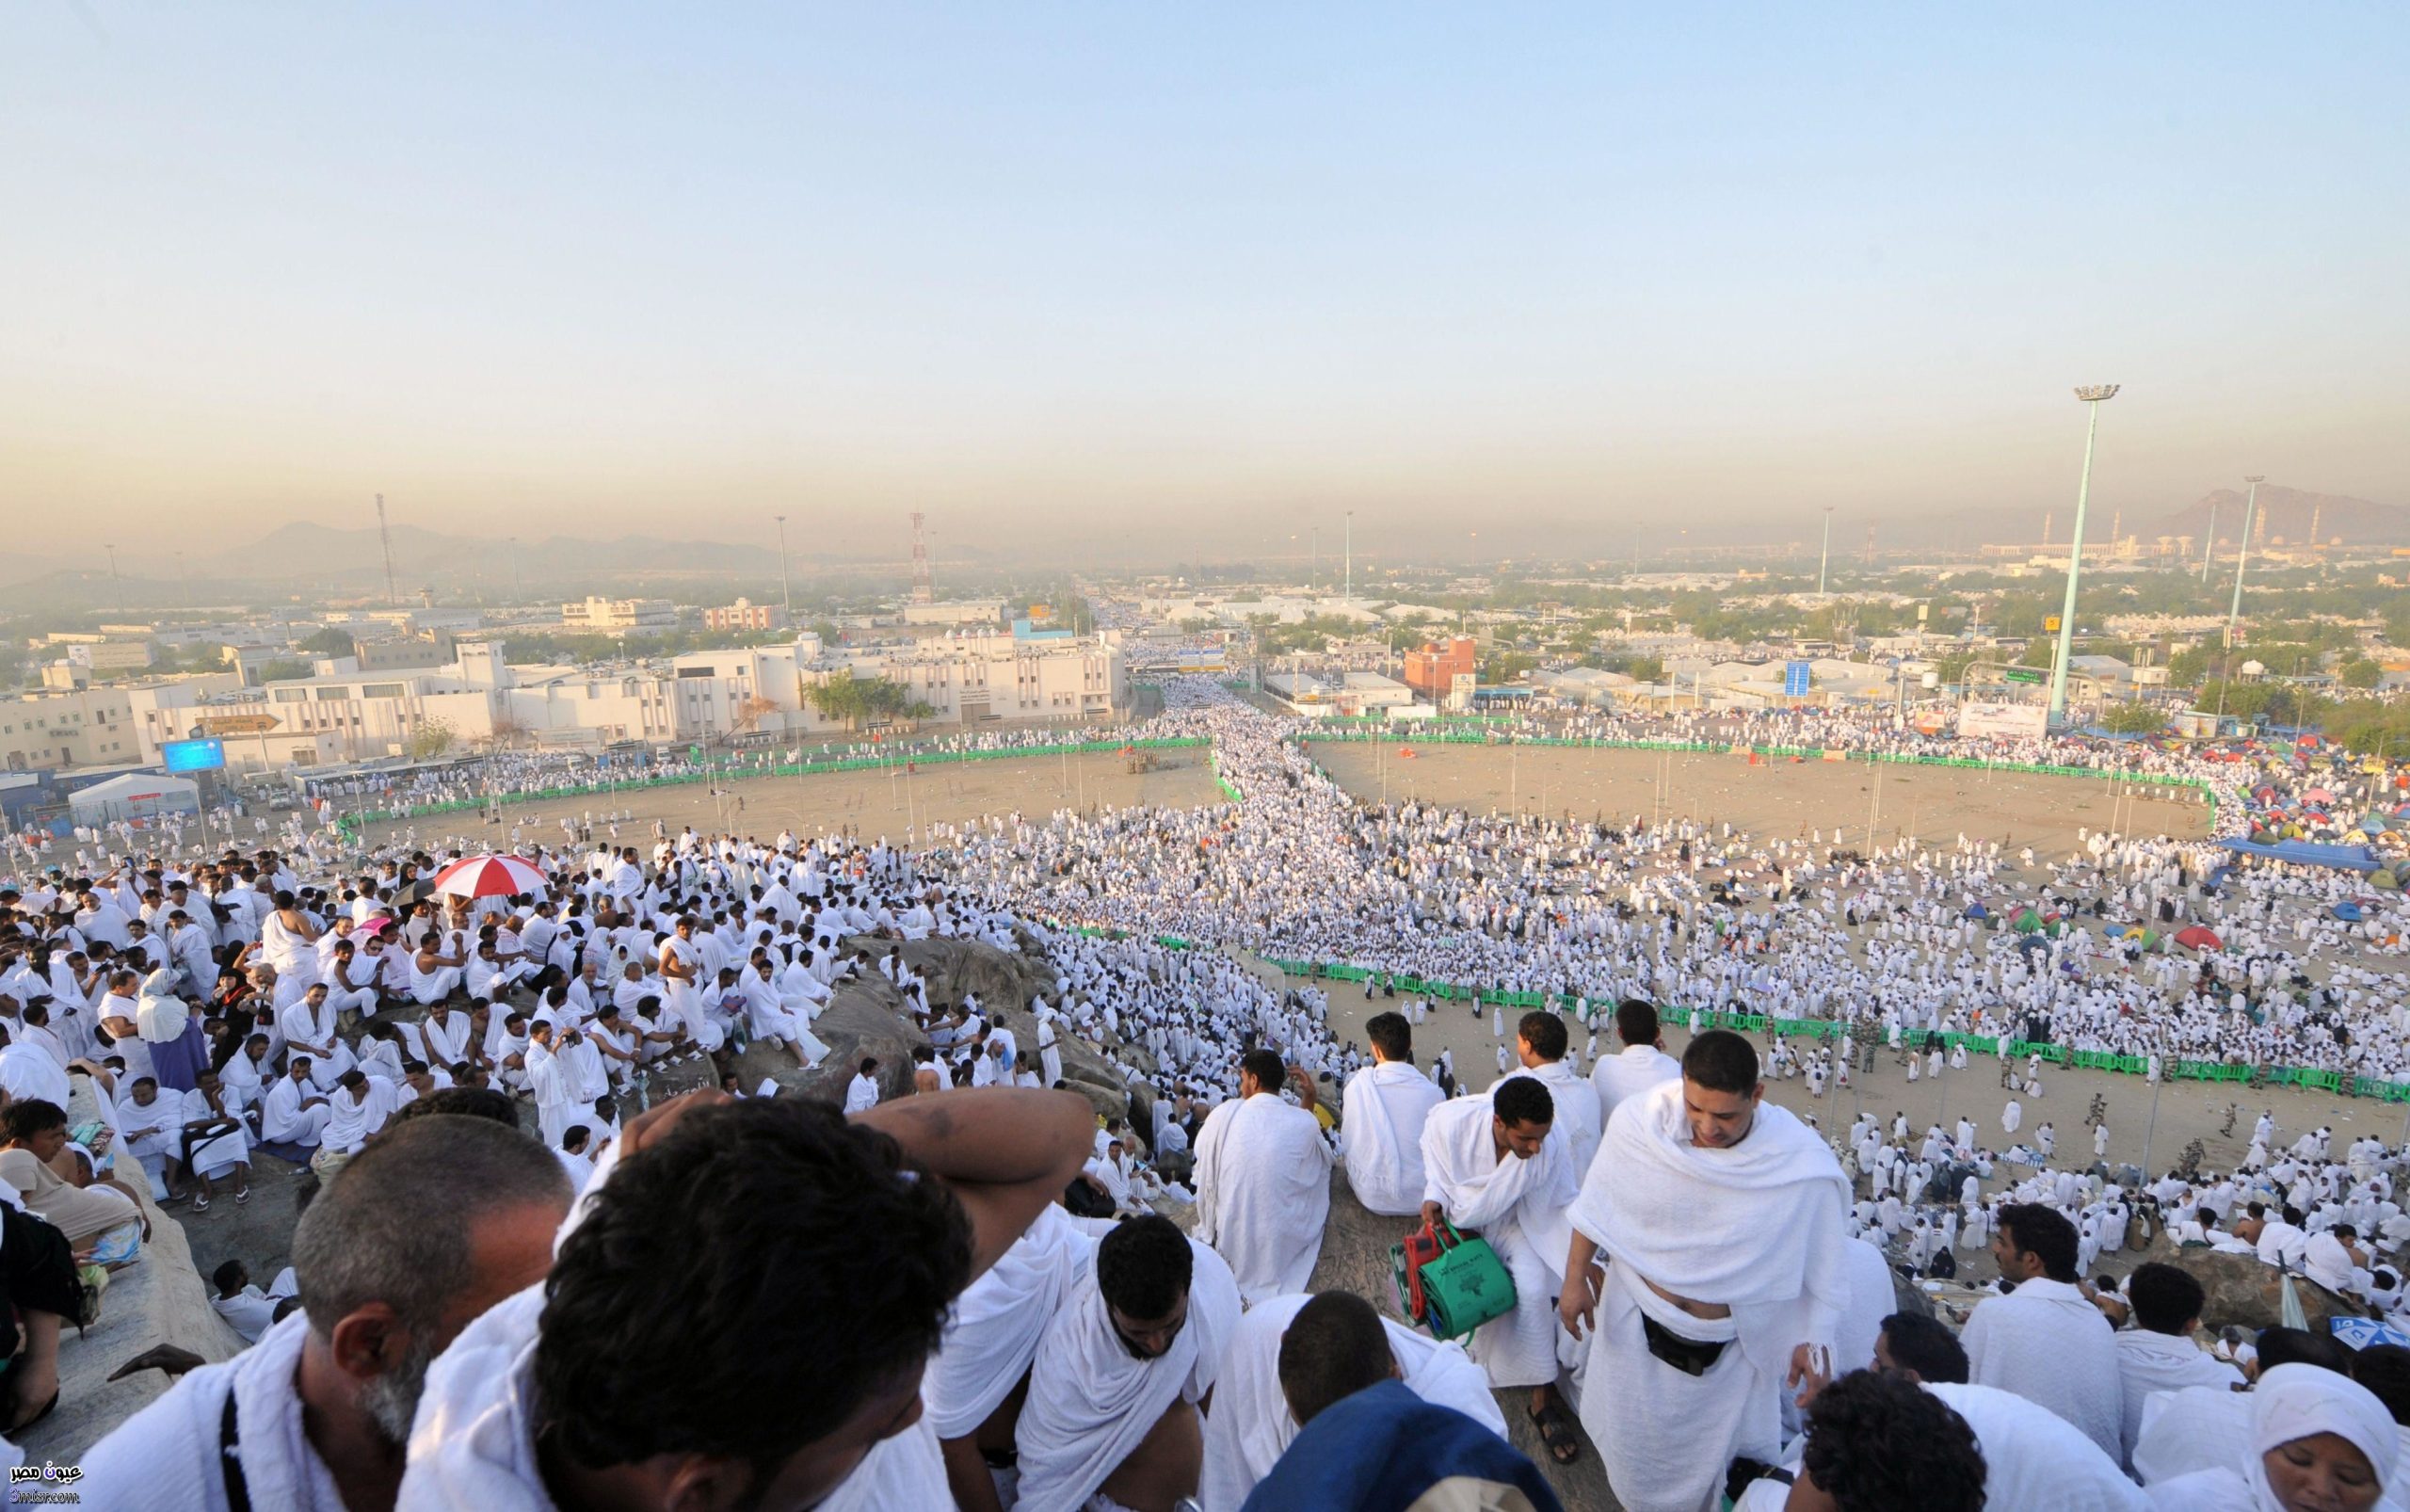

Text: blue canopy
xmin=2218 ymin=837 xmax=2383 ymax=874
xmin=2334 ymin=902 xmax=2366 ymax=922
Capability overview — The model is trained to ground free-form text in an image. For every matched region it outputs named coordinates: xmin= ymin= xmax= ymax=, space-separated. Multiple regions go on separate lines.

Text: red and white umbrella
xmin=429 ymin=854 xmax=550 ymax=900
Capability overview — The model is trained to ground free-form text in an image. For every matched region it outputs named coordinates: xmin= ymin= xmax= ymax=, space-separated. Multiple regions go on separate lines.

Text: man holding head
xmin=1193 ymin=1048 xmax=1333 ymax=1305
xmin=82 ymin=1115 xmax=575 ymax=1512
xmin=1562 ymin=1029 xmax=1850 ymax=1512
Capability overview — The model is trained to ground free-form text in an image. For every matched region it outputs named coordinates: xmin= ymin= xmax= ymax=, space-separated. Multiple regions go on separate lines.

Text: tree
xmin=2101 ymin=703 xmax=2168 ymax=735
xmin=2340 ymin=658 xmax=2382 ymax=689
xmin=297 ymin=627 xmax=357 ymax=657
xmin=406 ymin=717 xmax=458 ymax=760
xmin=255 ymin=658 xmax=313 ymax=684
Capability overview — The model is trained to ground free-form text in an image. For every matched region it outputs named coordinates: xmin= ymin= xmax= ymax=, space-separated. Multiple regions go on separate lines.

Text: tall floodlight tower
xmin=2046 ymin=385 xmax=2119 ymax=726
xmin=1819 ymin=507 xmax=1834 ymax=595
xmin=2226 ymin=475 xmax=2263 ymax=645
xmin=909 ymin=511 xmax=934 ymax=604
xmin=1343 ymin=511 xmax=1353 ymax=604
xmin=2200 ymin=501 xmax=2218 ymax=582
xmin=376 ymin=494 xmax=398 ymax=606
xmin=774 ymin=515 xmax=793 ymax=615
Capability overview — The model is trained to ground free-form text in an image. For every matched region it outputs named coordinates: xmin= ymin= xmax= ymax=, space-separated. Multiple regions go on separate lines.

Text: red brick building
xmin=1403 ymin=635 xmax=1477 ymax=696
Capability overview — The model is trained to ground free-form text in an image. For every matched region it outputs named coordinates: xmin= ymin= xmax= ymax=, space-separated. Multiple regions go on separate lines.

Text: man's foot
xmin=191 ymin=1194 xmax=208 ymax=1212
xmin=1528 ymin=1400 xmax=1581 ymax=1465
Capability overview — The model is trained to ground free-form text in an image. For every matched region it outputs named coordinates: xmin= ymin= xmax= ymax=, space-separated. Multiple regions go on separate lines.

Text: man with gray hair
xmin=79 ymin=1114 xmax=573 ymax=1512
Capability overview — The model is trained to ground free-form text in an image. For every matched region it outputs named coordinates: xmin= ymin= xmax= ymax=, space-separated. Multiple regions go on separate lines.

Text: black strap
xmin=219 ymin=1388 xmax=253 ymax=1512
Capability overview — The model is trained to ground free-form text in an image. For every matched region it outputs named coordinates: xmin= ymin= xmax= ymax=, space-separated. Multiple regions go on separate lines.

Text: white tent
xmin=69 ymin=772 xmax=201 ymax=823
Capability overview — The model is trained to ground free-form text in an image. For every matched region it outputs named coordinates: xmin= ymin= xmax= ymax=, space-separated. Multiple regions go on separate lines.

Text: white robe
xmin=1338 ymin=1061 xmax=1444 ymax=1216
xmin=1193 ymin=1093 xmax=1333 ymax=1305
xmin=80 ymin=1312 xmax=337 ymax=1512
xmin=1197 ymin=1292 xmax=1506 ymax=1512
xmin=1568 ymin=1079 xmax=1851 ymax=1512
xmin=923 ymin=1206 xmax=1087 ymax=1440
xmin=1961 ymin=1276 xmax=2124 ymax=1462
xmin=1498 ymin=1058 xmax=1603 ymax=1186
xmin=1013 ymin=1238 xmax=1242 ymax=1512
xmin=1591 ymin=1041 xmax=1682 ymax=1134
xmin=2114 ymin=1328 xmax=2244 ymax=1472
xmin=1419 ymin=1094 xmax=1578 ymax=1391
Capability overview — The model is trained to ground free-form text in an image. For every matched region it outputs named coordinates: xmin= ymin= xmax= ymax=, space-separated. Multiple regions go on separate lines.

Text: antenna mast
xmin=910 ymin=511 xmax=934 ymax=603
xmin=376 ymin=493 xmax=399 ymax=606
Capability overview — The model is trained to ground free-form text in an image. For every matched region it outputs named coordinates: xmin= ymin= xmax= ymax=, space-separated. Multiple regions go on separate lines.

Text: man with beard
xmin=80 ymin=1115 xmax=573 ymax=1512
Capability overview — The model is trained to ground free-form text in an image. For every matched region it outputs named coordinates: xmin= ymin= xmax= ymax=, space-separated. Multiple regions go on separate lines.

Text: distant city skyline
xmin=3 ymin=5 xmax=2404 ymax=561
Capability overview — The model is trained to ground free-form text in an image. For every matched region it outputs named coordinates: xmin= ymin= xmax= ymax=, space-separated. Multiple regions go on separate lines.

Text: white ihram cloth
xmin=2142 ymin=1363 xmax=2401 ymax=1512
xmin=1590 ymin=1041 xmax=1681 ymax=1141
xmin=1013 ymin=1238 xmax=1242 ymax=1512
xmin=2113 ymin=1328 xmax=2243 ymax=1472
xmin=1960 ymin=1275 xmax=2123 ymax=1461
xmin=1568 ymin=1080 xmax=1850 ymax=1512
xmin=1419 ymin=1093 xmax=1578 ymax=1390
xmin=1498 ymin=1058 xmax=1603 ymax=1187
xmin=80 ymin=1312 xmax=340 ymax=1512
xmin=1192 ymin=1092 xmax=1332 ymax=1305
xmin=1338 ymin=1060 xmax=1444 ymax=1216
xmin=1731 ymin=1378 xmax=2150 ymax=1512
xmin=395 ymin=1284 xmax=948 ymax=1512
xmin=923 ymin=1205 xmax=1089 ymax=1440
xmin=1196 ymin=1292 xmax=1506 ymax=1512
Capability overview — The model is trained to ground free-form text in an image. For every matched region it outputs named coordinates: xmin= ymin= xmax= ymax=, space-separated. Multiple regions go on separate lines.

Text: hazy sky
xmin=4 ymin=4 xmax=2404 ymax=567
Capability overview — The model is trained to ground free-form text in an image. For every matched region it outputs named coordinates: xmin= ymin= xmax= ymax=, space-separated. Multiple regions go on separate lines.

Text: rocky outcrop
xmin=2174 ymin=1247 xmax=2362 ymax=1332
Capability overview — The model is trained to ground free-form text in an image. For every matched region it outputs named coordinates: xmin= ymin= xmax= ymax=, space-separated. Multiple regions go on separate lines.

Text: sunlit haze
xmin=4 ymin=4 xmax=2405 ymax=566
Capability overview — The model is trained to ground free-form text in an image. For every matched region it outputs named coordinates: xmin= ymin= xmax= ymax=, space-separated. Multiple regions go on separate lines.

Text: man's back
xmin=1339 ymin=1062 xmax=1443 ymax=1217
xmin=1590 ymin=1043 xmax=1679 ymax=1132
xmin=1963 ymin=1278 xmax=2124 ymax=1461
xmin=2113 ymin=1329 xmax=2243 ymax=1472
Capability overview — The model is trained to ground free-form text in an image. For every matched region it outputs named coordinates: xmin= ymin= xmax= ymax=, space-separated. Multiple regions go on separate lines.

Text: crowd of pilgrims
xmin=0 ymin=675 xmax=2398 ymax=1507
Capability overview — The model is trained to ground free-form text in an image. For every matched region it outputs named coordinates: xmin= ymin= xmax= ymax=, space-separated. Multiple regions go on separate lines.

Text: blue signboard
xmin=163 ymin=737 xmax=227 ymax=774
xmin=1783 ymin=661 xmax=1812 ymax=698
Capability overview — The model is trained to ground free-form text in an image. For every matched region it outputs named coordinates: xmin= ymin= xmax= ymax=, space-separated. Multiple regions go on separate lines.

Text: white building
xmin=561 ymin=597 xmax=678 ymax=633
xmin=902 ymin=600 xmax=1006 ymax=628
xmin=0 ymin=686 xmax=144 ymax=770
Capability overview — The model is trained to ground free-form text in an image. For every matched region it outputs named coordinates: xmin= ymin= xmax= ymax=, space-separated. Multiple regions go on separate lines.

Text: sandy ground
xmin=354 ymin=748 xmax=1226 ymax=855
xmin=1309 ymin=739 xmax=2210 ymax=856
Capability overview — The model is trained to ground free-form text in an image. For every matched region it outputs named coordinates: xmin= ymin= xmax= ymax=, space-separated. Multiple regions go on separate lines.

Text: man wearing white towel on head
xmin=1419 ymin=1078 xmax=1579 ymax=1460
xmin=1337 ymin=1011 xmax=1444 ymax=1216
xmin=1192 ymin=1050 xmax=1332 ymax=1305
xmin=1014 ymin=1214 xmax=1241 ymax=1512
xmin=1197 ymin=1289 xmax=1504 ymax=1512
xmin=1562 ymin=1029 xmax=1852 ymax=1512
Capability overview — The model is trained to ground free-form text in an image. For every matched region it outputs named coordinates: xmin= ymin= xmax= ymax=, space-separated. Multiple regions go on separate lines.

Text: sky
xmin=3 ymin=3 xmax=2405 ymax=571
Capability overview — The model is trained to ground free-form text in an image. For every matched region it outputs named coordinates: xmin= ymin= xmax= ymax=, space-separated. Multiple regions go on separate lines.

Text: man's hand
xmin=1787 ymin=1343 xmax=1831 ymax=1408
xmin=1558 ymin=1266 xmax=1601 ymax=1340
xmin=1421 ymin=1199 xmax=1446 ymax=1232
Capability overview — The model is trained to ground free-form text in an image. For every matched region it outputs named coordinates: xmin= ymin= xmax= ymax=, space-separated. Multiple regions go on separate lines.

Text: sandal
xmin=1528 ymin=1400 xmax=1582 ymax=1465
xmin=235 ymin=1188 xmax=251 ymax=1205
xmin=191 ymin=1194 xmax=209 ymax=1213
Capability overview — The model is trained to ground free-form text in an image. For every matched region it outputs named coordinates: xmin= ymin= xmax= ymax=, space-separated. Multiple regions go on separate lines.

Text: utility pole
xmin=775 ymin=515 xmax=793 ymax=616
xmin=1819 ymin=507 xmax=1833 ymax=595
xmin=1343 ymin=512 xmax=1353 ymax=605
xmin=2226 ymin=475 xmax=2263 ymax=647
xmin=2047 ymin=385 xmax=2120 ymax=727
xmin=2200 ymin=502 xmax=2218 ymax=583
xmin=105 ymin=543 xmax=119 ymax=581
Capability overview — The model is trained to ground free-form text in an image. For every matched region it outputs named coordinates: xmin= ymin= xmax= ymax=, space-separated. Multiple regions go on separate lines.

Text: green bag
xmin=1406 ymin=1220 xmax=1518 ymax=1342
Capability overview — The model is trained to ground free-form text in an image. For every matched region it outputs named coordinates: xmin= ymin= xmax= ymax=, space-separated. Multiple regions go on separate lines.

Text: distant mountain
xmin=201 ymin=522 xmax=785 ymax=583
xmin=2153 ymin=484 xmax=2410 ymax=547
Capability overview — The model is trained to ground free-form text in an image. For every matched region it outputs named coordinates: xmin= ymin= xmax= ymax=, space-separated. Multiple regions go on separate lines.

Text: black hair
xmin=1240 ymin=1049 xmax=1287 ymax=1092
xmin=1994 ymin=1203 xmax=2080 ymax=1283
xmin=534 ymin=1097 xmax=971 ymax=1478
xmin=1492 ymin=1076 xmax=1554 ymax=1131
xmin=1615 ymin=998 xmax=1661 ymax=1046
xmin=2257 ymin=1326 xmax=2354 ymax=1376
xmin=1517 ymin=1012 xmax=1567 ymax=1062
xmin=1682 ymin=1029 xmax=1759 ymax=1094
xmin=1365 ymin=1012 xmax=1412 ymax=1063
xmin=2354 ymin=1343 xmax=2410 ymax=1427
xmin=2 ymin=1100 xmax=66 ymax=1142
xmin=213 ymin=1259 xmax=248 ymax=1295
xmin=2126 ymin=1263 xmax=2207 ymax=1336
xmin=1878 ymin=1311 xmax=1968 ymax=1384
xmin=384 ymin=1086 xmax=522 ymax=1132
xmin=1095 ymin=1214 xmax=1193 ymax=1321
xmin=1797 ymin=1369 xmax=1984 ymax=1512
xmin=1278 ymin=1292 xmax=1393 ymax=1426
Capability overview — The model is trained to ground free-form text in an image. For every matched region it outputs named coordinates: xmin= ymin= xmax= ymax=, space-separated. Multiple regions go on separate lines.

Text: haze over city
xmin=5 ymin=3 xmax=2406 ymax=569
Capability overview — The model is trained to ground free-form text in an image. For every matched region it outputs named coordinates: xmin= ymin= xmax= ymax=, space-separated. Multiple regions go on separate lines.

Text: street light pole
xmin=1819 ymin=507 xmax=1834 ymax=596
xmin=1344 ymin=511 xmax=1353 ymax=606
xmin=2047 ymin=385 xmax=2119 ymax=727
xmin=774 ymin=515 xmax=794 ymax=617
xmin=2199 ymin=502 xmax=2218 ymax=583
xmin=2225 ymin=476 xmax=2263 ymax=647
